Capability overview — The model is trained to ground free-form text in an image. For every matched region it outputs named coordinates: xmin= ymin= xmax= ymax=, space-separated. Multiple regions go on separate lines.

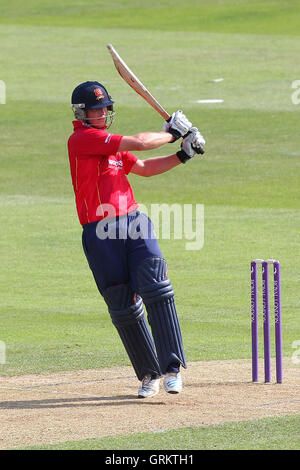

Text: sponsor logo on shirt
xmin=108 ymin=159 xmax=123 ymax=170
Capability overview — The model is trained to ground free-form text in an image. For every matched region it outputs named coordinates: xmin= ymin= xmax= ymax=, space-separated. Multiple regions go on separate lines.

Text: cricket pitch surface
xmin=0 ymin=358 xmax=299 ymax=449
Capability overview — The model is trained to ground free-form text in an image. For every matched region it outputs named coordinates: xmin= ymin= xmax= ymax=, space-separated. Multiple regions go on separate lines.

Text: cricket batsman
xmin=67 ymin=81 xmax=205 ymax=397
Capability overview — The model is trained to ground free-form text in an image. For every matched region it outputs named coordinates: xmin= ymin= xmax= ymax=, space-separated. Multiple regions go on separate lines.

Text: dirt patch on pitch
xmin=0 ymin=358 xmax=299 ymax=449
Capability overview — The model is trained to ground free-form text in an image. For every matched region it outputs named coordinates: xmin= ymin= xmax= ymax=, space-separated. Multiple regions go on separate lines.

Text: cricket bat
xmin=106 ymin=44 xmax=170 ymax=120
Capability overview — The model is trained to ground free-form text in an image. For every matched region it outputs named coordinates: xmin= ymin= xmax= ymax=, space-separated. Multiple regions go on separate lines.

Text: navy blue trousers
xmin=82 ymin=211 xmax=182 ymax=375
xmin=82 ymin=211 xmax=163 ymax=295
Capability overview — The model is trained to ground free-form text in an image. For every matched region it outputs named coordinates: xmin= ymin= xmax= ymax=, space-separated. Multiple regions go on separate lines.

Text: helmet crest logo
xmin=94 ymin=88 xmax=104 ymax=100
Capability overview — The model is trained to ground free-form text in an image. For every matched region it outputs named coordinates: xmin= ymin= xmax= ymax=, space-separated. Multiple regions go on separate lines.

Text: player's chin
xmin=89 ymin=120 xmax=106 ymax=129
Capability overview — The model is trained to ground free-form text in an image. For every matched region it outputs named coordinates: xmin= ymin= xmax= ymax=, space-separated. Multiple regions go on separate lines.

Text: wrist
xmin=176 ymin=150 xmax=191 ymax=164
xmin=168 ymin=129 xmax=181 ymax=142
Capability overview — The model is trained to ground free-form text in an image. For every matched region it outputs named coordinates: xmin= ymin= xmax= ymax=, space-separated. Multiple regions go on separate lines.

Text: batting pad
xmin=103 ymin=284 xmax=161 ymax=381
xmin=137 ymin=257 xmax=187 ymax=374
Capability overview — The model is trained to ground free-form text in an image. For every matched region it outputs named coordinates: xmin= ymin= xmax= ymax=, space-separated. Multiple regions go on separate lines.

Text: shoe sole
xmin=138 ymin=390 xmax=159 ymax=398
xmin=138 ymin=393 xmax=158 ymax=398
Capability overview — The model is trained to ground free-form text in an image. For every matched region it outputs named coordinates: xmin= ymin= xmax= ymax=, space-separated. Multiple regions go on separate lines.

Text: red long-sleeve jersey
xmin=68 ymin=121 xmax=138 ymax=225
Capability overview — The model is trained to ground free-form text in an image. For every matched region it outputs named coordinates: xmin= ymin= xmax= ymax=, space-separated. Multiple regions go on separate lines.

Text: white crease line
xmin=255 ymin=399 xmax=300 ymax=408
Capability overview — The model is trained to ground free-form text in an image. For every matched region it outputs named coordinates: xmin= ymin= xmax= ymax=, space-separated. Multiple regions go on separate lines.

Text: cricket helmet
xmin=71 ymin=81 xmax=115 ymax=126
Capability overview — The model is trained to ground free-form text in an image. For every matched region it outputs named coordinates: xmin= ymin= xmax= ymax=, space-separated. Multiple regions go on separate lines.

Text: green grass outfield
xmin=19 ymin=415 xmax=300 ymax=450
xmin=1 ymin=0 xmax=300 ymax=450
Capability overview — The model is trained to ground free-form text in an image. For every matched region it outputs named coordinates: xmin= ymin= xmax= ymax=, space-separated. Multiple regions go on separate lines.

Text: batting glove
xmin=176 ymin=127 xmax=206 ymax=163
xmin=163 ymin=110 xmax=193 ymax=141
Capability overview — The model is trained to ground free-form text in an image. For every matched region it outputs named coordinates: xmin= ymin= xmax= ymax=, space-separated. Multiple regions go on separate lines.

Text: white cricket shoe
xmin=138 ymin=374 xmax=160 ymax=398
xmin=163 ymin=372 xmax=182 ymax=394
